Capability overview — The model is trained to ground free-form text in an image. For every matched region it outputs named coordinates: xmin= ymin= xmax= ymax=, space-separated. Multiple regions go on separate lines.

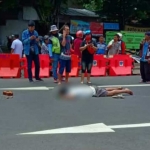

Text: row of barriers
xmin=0 ymin=54 xmax=134 ymax=78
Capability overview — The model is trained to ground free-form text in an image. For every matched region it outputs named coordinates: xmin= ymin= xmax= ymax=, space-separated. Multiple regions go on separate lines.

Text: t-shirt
xmin=96 ymin=42 xmax=107 ymax=54
xmin=68 ymin=85 xmax=95 ymax=98
xmin=107 ymin=41 xmax=120 ymax=55
xmin=59 ymin=35 xmax=73 ymax=60
xmin=80 ymin=40 xmax=97 ymax=62
xmin=74 ymin=38 xmax=82 ymax=58
xmin=11 ymin=39 xmax=23 ymax=58
xmin=141 ymin=42 xmax=149 ymax=62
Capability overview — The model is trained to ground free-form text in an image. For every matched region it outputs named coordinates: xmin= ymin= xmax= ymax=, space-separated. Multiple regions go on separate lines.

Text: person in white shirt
xmin=11 ymin=34 xmax=23 ymax=58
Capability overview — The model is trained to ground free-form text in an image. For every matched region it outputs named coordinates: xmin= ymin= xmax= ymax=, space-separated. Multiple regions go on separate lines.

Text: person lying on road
xmin=57 ymin=84 xmax=133 ymax=100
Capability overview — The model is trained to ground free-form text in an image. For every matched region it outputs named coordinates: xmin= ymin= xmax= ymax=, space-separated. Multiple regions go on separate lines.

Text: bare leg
xmin=107 ymin=88 xmax=133 ymax=96
xmin=81 ymin=73 xmax=85 ymax=83
xmin=87 ymin=73 xmax=91 ymax=83
xmin=65 ymin=72 xmax=69 ymax=83
xmin=105 ymin=87 xmax=123 ymax=91
xmin=58 ymin=73 xmax=62 ymax=85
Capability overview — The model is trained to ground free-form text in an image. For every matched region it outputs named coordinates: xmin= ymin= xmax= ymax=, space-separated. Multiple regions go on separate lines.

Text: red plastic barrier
xmin=0 ymin=54 xmax=20 ymax=78
xmin=108 ymin=54 xmax=133 ymax=76
xmin=63 ymin=54 xmax=79 ymax=77
xmin=22 ymin=55 xmax=50 ymax=78
xmin=91 ymin=55 xmax=108 ymax=76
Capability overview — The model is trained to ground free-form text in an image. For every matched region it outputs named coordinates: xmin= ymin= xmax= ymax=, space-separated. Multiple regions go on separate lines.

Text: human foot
xmin=125 ymin=88 xmax=133 ymax=95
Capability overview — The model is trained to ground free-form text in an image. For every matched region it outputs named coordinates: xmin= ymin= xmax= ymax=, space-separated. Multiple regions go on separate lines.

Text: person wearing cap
xmin=80 ymin=30 xmax=97 ymax=84
xmin=22 ymin=20 xmax=42 ymax=82
xmin=49 ymin=25 xmax=61 ymax=83
xmin=139 ymin=32 xmax=150 ymax=83
xmin=96 ymin=35 xmax=107 ymax=55
xmin=58 ymin=25 xmax=73 ymax=85
xmin=73 ymin=30 xmax=83 ymax=58
xmin=11 ymin=34 xmax=23 ymax=58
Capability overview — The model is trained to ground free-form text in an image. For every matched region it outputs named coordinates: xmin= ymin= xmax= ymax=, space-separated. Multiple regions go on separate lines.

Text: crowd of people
xmin=7 ymin=20 xmax=150 ymax=85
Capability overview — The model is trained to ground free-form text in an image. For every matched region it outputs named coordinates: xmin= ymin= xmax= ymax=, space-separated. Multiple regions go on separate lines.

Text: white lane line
xmin=108 ymin=123 xmax=150 ymax=129
xmin=97 ymin=84 xmax=150 ymax=87
xmin=17 ymin=123 xmax=115 ymax=135
xmin=0 ymin=84 xmax=149 ymax=91
xmin=0 ymin=87 xmax=49 ymax=90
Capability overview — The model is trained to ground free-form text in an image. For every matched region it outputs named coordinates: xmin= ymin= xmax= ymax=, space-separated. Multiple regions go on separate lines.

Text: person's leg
xmin=33 ymin=54 xmax=42 ymax=80
xmin=52 ymin=54 xmax=59 ymax=82
xmin=26 ymin=54 xmax=33 ymax=82
xmin=87 ymin=61 xmax=93 ymax=83
xmin=105 ymin=87 xmax=123 ymax=91
xmin=58 ymin=59 xmax=65 ymax=84
xmin=140 ymin=61 xmax=146 ymax=82
xmin=106 ymin=88 xmax=133 ymax=96
xmin=65 ymin=59 xmax=71 ymax=83
xmin=144 ymin=62 xmax=150 ymax=83
xmin=81 ymin=61 xmax=86 ymax=83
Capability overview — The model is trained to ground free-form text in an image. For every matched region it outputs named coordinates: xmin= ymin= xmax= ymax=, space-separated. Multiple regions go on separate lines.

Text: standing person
xmin=80 ymin=30 xmax=97 ymax=84
xmin=139 ymin=32 xmax=150 ymax=83
xmin=22 ymin=20 xmax=43 ymax=82
xmin=107 ymin=34 xmax=120 ymax=56
xmin=117 ymin=33 xmax=126 ymax=54
xmin=49 ymin=25 xmax=61 ymax=83
xmin=73 ymin=30 xmax=83 ymax=58
xmin=96 ymin=35 xmax=107 ymax=55
xmin=11 ymin=34 xmax=23 ymax=58
xmin=41 ymin=35 xmax=50 ymax=55
xmin=58 ymin=25 xmax=73 ymax=85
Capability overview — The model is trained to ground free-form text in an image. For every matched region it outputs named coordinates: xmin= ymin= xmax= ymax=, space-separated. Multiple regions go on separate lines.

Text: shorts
xmin=81 ymin=60 xmax=93 ymax=73
xmin=93 ymin=86 xmax=108 ymax=97
xmin=59 ymin=59 xmax=71 ymax=75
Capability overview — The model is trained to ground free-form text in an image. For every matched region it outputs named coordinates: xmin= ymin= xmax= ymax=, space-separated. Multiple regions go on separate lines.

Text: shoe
xmin=81 ymin=81 xmax=84 ymax=84
xmin=36 ymin=78 xmax=43 ymax=81
xmin=54 ymin=79 xmax=58 ymax=83
xmin=29 ymin=80 xmax=34 ymax=82
xmin=139 ymin=80 xmax=146 ymax=83
xmin=87 ymin=81 xmax=92 ymax=84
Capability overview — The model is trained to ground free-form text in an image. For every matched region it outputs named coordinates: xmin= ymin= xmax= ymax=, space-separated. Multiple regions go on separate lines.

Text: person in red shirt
xmin=73 ymin=30 xmax=83 ymax=58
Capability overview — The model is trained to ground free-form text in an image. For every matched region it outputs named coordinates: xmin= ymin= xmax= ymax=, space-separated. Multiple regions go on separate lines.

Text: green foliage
xmin=0 ymin=0 xmax=19 ymax=11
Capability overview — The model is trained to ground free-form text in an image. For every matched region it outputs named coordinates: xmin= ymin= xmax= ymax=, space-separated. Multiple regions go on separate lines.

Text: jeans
xmin=26 ymin=54 xmax=40 ymax=81
xmin=59 ymin=59 xmax=71 ymax=75
xmin=140 ymin=61 xmax=150 ymax=82
xmin=52 ymin=53 xmax=60 ymax=80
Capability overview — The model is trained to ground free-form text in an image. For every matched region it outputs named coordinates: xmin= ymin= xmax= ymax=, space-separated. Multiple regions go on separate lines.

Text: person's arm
xmin=61 ymin=30 xmax=67 ymax=47
xmin=80 ymin=41 xmax=88 ymax=52
xmin=107 ymin=40 xmax=113 ymax=50
xmin=22 ymin=31 xmax=31 ymax=44
xmin=92 ymin=41 xmax=98 ymax=51
xmin=11 ymin=41 xmax=15 ymax=53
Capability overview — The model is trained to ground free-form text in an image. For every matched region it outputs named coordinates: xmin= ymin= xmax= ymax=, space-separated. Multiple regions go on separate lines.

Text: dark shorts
xmin=59 ymin=59 xmax=71 ymax=75
xmin=93 ymin=86 xmax=108 ymax=97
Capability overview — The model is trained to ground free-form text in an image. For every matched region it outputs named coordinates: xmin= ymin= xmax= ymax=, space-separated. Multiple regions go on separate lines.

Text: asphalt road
xmin=0 ymin=76 xmax=150 ymax=150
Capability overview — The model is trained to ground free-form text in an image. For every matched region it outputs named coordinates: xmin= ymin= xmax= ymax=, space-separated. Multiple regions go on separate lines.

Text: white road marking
xmin=0 ymin=87 xmax=49 ymax=90
xmin=17 ymin=122 xmax=150 ymax=135
xmin=97 ymin=84 xmax=150 ymax=88
xmin=109 ymin=123 xmax=150 ymax=129
xmin=17 ymin=123 xmax=115 ymax=135
xmin=0 ymin=84 xmax=149 ymax=91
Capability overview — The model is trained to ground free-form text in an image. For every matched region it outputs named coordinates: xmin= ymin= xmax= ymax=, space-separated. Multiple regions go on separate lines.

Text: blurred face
xmin=145 ymin=35 xmax=150 ymax=40
xmin=114 ymin=35 xmax=119 ymax=42
xmin=85 ymin=34 xmax=92 ymax=41
xmin=51 ymin=31 xmax=57 ymax=35
xmin=28 ymin=26 xmax=35 ymax=32
xmin=64 ymin=26 xmax=70 ymax=35
xmin=99 ymin=36 xmax=104 ymax=43
xmin=45 ymin=39 xmax=49 ymax=44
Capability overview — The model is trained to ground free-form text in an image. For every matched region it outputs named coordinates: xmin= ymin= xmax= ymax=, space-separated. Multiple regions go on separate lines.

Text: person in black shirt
xmin=80 ymin=30 xmax=97 ymax=84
